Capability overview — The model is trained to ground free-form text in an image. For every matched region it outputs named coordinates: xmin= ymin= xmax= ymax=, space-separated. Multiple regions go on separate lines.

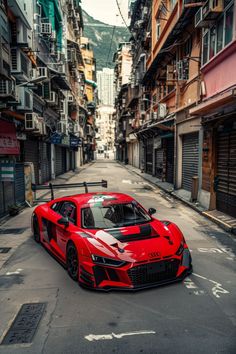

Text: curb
xmin=121 ymin=162 xmax=234 ymax=235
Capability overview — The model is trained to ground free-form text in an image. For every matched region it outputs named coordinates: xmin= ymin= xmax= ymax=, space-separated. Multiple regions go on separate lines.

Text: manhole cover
xmin=1 ymin=303 xmax=46 ymax=345
xmin=0 ymin=248 xmax=11 ymax=254
xmin=0 ymin=228 xmax=28 ymax=235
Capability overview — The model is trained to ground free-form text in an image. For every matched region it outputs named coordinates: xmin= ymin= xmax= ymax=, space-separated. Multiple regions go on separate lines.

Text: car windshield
xmin=81 ymin=202 xmax=151 ymax=229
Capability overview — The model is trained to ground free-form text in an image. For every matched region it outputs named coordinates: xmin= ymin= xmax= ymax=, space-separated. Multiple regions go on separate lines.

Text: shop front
xmin=0 ymin=119 xmax=24 ymax=218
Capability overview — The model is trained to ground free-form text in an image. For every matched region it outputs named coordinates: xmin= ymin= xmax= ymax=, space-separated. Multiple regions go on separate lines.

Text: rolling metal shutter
xmin=155 ymin=148 xmax=164 ymax=179
xmin=55 ymin=146 xmax=63 ymax=176
xmin=40 ymin=142 xmax=51 ymax=184
xmin=216 ymin=130 xmax=236 ymax=218
xmin=62 ymin=148 xmax=67 ymax=173
xmin=166 ymin=138 xmax=174 ymax=183
xmin=15 ymin=163 xmax=25 ymax=204
xmin=182 ymin=133 xmax=199 ymax=191
xmin=70 ymin=151 xmax=75 ymax=170
xmin=24 ymin=140 xmax=39 ymax=184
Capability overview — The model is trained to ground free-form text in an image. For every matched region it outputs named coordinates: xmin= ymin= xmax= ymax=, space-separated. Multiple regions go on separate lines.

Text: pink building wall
xmin=202 ymin=40 xmax=236 ymax=99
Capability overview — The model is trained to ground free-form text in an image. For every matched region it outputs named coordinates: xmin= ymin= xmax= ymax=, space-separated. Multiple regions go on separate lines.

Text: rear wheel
xmin=33 ymin=215 xmax=40 ymax=243
xmin=67 ymin=243 xmax=79 ymax=281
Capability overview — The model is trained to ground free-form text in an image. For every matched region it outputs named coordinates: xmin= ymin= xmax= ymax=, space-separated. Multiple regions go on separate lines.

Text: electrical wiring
xmin=115 ymin=0 xmax=130 ymax=33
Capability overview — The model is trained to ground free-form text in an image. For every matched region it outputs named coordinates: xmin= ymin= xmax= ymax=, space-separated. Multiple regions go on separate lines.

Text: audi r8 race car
xmin=32 ymin=180 xmax=192 ymax=290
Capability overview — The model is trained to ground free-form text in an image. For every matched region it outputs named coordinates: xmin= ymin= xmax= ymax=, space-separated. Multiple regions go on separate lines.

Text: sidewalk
xmin=123 ymin=163 xmax=236 ymax=235
xmin=0 ymin=163 xmax=94 ymax=270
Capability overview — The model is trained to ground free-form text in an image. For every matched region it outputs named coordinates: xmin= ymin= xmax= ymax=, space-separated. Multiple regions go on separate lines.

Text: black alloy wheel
xmin=33 ymin=216 xmax=40 ymax=243
xmin=67 ymin=243 xmax=79 ymax=281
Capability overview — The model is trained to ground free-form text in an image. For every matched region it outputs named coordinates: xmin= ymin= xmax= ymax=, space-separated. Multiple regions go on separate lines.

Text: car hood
xmin=83 ymin=220 xmax=183 ymax=262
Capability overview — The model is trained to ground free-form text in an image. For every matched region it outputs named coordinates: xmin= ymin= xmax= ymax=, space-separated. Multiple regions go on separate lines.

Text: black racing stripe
xmin=139 ymin=224 xmax=152 ymax=236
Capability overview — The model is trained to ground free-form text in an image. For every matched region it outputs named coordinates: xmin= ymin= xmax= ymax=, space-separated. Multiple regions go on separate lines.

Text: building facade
xmin=0 ymin=0 xmax=95 ymax=218
xmin=97 ymin=68 xmax=115 ymax=106
xmin=114 ymin=0 xmax=236 ymax=220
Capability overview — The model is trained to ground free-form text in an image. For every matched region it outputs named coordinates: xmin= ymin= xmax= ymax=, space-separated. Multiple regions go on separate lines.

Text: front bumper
xmin=79 ymin=249 xmax=192 ymax=291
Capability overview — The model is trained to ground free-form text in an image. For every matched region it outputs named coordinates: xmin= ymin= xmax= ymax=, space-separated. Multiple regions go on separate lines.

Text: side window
xmin=59 ymin=202 xmax=77 ymax=225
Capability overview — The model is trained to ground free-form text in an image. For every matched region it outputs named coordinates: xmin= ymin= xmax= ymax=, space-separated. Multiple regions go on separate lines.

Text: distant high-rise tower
xmin=97 ymin=68 xmax=115 ymax=106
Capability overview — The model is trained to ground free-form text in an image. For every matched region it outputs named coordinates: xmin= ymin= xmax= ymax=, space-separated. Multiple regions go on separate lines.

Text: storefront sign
xmin=61 ymin=136 xmax=70 ymax=146
xmin=50 ymin=133 xmax=62 ymax=145
xmin=0 ymin=160 xmax=15 ymax=181
xmin=0 ymin=120 xmax=20 ymax=155
xmin=70 ymin=136 xmax=82 ymax=148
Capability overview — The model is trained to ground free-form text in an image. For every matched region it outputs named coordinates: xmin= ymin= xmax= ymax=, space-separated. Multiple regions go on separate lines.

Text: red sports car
xmin=32 ymin=181 xmax=192 ymax=290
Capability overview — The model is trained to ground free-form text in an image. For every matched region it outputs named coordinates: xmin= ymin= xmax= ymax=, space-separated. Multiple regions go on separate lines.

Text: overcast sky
xmin=81 ymin=0 xmax=129 ymax=26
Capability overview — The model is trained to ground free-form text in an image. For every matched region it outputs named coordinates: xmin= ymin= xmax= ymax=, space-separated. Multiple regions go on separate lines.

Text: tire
xmin=66 ymin=243 xmax=79 ymax=281
xmin=33 ymin=215 xmax=41 ymax=243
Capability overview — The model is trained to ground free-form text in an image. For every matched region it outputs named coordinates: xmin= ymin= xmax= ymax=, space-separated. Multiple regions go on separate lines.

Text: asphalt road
xmin=0 ymin=160 xmax=235 ymax=354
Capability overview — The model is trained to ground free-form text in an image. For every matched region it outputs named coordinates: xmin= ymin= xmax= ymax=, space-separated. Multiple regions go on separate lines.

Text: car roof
xmin=52 ymin=192 xmax=134 ymax=206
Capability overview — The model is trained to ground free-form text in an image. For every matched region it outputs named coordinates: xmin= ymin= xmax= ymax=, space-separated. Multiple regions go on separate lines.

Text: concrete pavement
xmin=0 ymin=160 xmax=235 ymax=354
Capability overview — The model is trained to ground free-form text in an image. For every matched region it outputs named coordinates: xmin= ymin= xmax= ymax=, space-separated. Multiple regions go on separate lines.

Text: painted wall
xmin=202 ymin=41 xmax=236 ymax=99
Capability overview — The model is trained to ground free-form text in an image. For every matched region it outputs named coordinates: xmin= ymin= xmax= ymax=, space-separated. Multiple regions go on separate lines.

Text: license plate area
xmin=147 ymin=262 xmax=166 ymax=274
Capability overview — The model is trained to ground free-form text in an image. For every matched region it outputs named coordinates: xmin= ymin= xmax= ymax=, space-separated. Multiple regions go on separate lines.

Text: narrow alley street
xmin=0 ymin=160 xmax=235 ymax=354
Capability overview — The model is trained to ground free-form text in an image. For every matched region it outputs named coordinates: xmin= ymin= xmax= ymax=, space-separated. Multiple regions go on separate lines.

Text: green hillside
xmin=82 ymin=11 xmax=130 ymax=71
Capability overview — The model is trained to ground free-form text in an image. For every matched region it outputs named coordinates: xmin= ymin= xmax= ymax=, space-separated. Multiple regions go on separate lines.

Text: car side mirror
xmin=58 ymin=217 xmax=69 ymax=227
xmin=148 ymin=208 xmax=156 ymax=215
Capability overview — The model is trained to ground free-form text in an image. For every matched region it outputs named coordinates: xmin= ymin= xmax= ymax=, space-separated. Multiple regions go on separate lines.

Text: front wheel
xmin=67 ymin=243 xmax=79 ymax=281
xmin=33 ymin=215 xmax=40 ymax=243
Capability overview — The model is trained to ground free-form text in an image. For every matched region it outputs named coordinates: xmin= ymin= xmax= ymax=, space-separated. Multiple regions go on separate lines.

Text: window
xmin=59 ymin=202 xmax=77 ymax=225
xmin=156 ymin=19 xmax=161 ymax=41
xmin=81 ymin=202 xmax=151 ymax=229
xmin=202 ymin=0 xmax=234 ymax=65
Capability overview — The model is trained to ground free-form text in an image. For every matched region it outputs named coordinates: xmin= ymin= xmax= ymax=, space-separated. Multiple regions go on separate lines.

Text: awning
xmin=137 ymin=115 xmax=175 ymax=136
xmin=189 ymin=88 xmax=236 ymax=116
xmin=48 ymin=65 xmax=71 ymax=90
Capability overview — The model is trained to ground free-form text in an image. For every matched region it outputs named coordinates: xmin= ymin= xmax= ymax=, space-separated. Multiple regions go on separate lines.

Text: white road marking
xmin=192 ymin=273 xmax=229 ymax=299
xmin=196 ymin=247 xmax=235 ymax=259
xmin=6 ymin=268 xmax=23 ymax=275
xmin=85 ymin=330 xmax=156 ymax=342
xmin=183 ymin=277 xmax=205 ymax=296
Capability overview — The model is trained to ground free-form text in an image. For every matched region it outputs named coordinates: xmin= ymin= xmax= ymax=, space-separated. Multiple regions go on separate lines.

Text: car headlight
xmin=91 ymin=254 xmax=126 ymax=267
xmin=176 ymin=240 xmax=184 ymax=256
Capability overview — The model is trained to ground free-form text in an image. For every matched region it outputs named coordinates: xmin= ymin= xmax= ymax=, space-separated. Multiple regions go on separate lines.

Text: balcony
xmin=127 ymin=86 xmax=141 ymax=107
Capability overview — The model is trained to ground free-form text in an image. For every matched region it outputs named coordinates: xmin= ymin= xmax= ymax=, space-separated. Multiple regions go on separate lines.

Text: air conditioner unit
xmin=16 ymin=20 xmax=31 ymax=46
xmin=176 ymin=60 xmax=189 ymax=81
xmin=50 ymin=30 xmax=57 ymax=41
xmin=25 ymin=113 xmax=39 ymax=130
xmin=68 ymin=94 xmax=74 ymax=102
xmin=57 ymin=121 xmax=67 ymax=134
xmin=151 ymin=112 xmax=158 ymax=120
xmin=47 ymin=91 xmax=58 ymax=104
xmin=38 ymin=67 xmax=48 ymax=78
xmin=31 ymin=68 xmax=39 ymax=80
xmin=11 ymin=48 xmax=31 ymax=78
xmin=202 ymin=0 xmax=223 ymax=20
xmin=158 ymin=103 xmax=167 ymax=119
xmin=67 ymin=48 xmax=76 ymax=63
xmin=73 ymin=123 xmax=80 ymax=133
xmin=60 ymin=113 xmax=67 ymax=121
xmin=17 ymin=87 xmax=33 ymax=110
xmin=40 ymin=22 xmax=52 ymax=35
xmin=0 ymin=79 xmax=15 ymax=96
xmin=59 ymin=99 xmax=66 ymax=114
xmin=37 ymin=118 xmax=47 ymax=135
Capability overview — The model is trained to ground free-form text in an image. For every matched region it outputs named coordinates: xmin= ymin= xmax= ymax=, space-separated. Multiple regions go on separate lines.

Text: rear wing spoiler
xmin=32 ymin=180 xmax=108 ymax=203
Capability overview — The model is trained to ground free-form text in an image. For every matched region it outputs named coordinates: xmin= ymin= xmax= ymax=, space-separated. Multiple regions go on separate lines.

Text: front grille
xmin=128 ymin=259 xmax=179 ymax=287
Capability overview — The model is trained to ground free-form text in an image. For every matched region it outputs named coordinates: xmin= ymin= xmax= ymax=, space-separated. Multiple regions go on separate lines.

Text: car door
xmin=53 ymin=201 xmax=78 ymax=261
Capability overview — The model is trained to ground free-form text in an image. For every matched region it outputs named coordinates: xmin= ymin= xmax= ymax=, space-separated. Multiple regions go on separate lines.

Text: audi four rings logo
xmin=149 ymin=252 xmax=161 ymax=258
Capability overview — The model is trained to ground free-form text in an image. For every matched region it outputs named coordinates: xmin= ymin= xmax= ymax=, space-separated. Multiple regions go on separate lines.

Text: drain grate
xmin=0 ymin=247 xmax=11 ymax=254
xmin=0 ymin=228 xmax=28 ymax=235
xmin=1 ymin=303 xmax=46 ymax=345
